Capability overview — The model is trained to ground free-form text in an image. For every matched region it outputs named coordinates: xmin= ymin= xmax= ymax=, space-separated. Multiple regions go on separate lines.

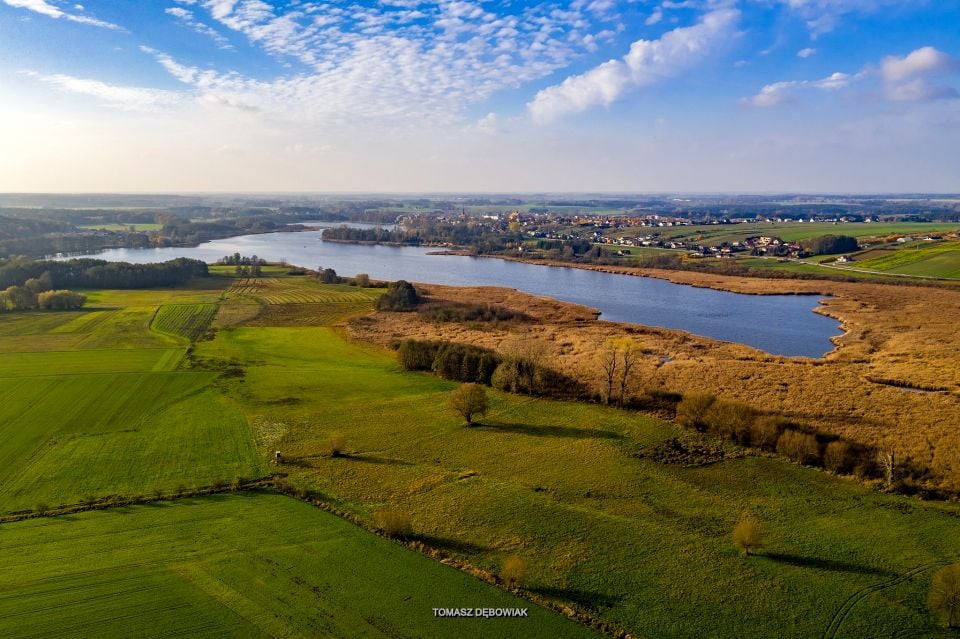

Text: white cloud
xmin=2 ymin=0 xmax=121 ymax=29
xmin=741 ymin=72 xmax=850 ymax=107
xmin=881 ymin=47 xmax=959 ymax=102
xmin=135 ymin=0 xmax=627 ymax=127
xmin=166 ymin=7 xmax=234 ymax=50
xmin=471 ymin=112 xmax=500 ymax=135
xmin=19 ymin=71 xmax=182 ymax=111
xmin=881 ymin=46 xmax=957 ymax=83
xmin=743 ymin=46 xmax=958 ymax=107
xmin=528 ymin=8 xmax=740 ymax=124
xmin=797 ymin=47 xmax=816 ymax=58
xmin=885 ymin=78 xmax=959 ymax=102
xmin=774 ymin=0 xmax=925 ymax=36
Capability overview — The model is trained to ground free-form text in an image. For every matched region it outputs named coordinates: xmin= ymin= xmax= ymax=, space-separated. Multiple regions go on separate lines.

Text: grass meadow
xmin=0 ymin=493 xmax=592 ymax=638
xmin=194 ymin=319 xmax=960 ymax=639
xmin=0 ymin=280 xmax=265 ymax=513
xmin=653 ymin=221 xmax=959 ymax=246
xmin=2 ymin=271 xmax=960 ymax=638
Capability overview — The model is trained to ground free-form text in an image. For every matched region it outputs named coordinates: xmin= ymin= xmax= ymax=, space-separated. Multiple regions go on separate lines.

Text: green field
xmin=651 ymin=221 xmax=959 ymax=246
xmin=850 ymin=241 xmax=960 ymax=278
xmin=0 ymin=371 xmax=264 ymax=512
xmin=0 ymin=493 xmax=593 ymax=638
xmin=0 ymin=281 xmax=266 ymax=512
xmin=193 ymin=322 xmax=960 ymax=639
xmin=3 ymin=272 xmax=960 ymax=637
xmin=152 ymin=303 xmax=218 ymax=341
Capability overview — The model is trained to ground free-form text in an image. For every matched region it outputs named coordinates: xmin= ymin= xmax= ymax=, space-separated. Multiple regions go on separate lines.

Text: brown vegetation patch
xmin=242 ymin=302 xmax=371 ymax=327
xmin=635 ymin=435 xmax=729 ymax=467
xmin=347 ymin=273 xmax=960 ymax=491
xmin=213 ymin=302 xmax=262 ymax=328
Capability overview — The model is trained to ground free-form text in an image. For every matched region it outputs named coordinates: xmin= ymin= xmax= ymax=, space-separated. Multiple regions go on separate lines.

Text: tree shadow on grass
xmin=341 ymin=453 xmax=413 ymax=466
xmin=529 ymin=586 xmax=623 ymax=611
xmin=760 ymin=553 xmax=896 ymax=576
xmin=474 ymin=421 xmax=623 ymax=440
xmin=415 ymin=534 xmax=491 ymax=554
xmin=284 ymin=453 xmax=412 ymax=467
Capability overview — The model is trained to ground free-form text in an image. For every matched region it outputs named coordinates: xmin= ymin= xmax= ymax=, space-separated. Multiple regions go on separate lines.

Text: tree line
xmin=675 ymin=393 xmax=940 ymax=496
xmin=0 ymin=257 xmax=208 ymax=291
xmin=396 ymin=338 xmax=585 ymax=400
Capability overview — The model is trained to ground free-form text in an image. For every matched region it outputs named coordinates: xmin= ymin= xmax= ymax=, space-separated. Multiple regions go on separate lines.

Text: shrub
xmin=373 ymin=509 xmax=412 ymax=539
xmin=326 ymin=435 xmax=346 ymax=457
xmin=354 ymin=273 xmax=370 ymax=287
xmin=733 ymin=516 xmax=762 ymax=556
xmin=777 ymin=429 xmax=821 ymax=465
xmin=802 ymin=234 xmax=859 ymax=255
xmin=824 ymin=441 xmax=853 ymax=474
xmin=397 ymin=339 xmax=443 ymax=371
xmin=491 ymin=360 xmax=526 ymax=394
xmin=449 ymin=383 xmax=489 ymax=426
xmin=704 ymin=400 xmax=757 ymax=445
xmin=490 ymin=358 xmax=585 ymax=399
xmin=375 ymin=280 xmax=420 ymax=311
xmin=750 ymin=416 xmax=786 ymax=451
xmin=37 ymin=290 xmax=86 ymax=310
xmin=501 ymin=556 xmax=529 ymax=588
xmin=419 ymin=302 xmax=524 ymax=324
xmin=929 ymin=563 xmax=960 ymax=627
xmin=433 ymin=343 xmax=500 ymax=385
xmin=318 ymin=268 xmax=340 ymax=284
xmin=676 ymin=394 xmax=716 ymax=431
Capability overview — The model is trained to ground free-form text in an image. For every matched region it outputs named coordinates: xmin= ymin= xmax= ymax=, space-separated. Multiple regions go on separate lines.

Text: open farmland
xmin=192 ymin=317 xmax=960 ymax=639
xmin=849 ymin=240 xmax=960 ymax=278
xmin=2 ymin=269 xmax=960 ymax=637
xmin=152 ymin=303 xmax=218 ymax=341
xmin=0 ymin=277 xmax=269 ymax=513
xmin=221 ymin=277 xmax=382 ymax=326
xmin=0 ymin=493 xmax=593 ymax=639
xmin=651 ymin=221 xmax=960 ymax=245
xmin=226 ymin=277 xmax=381 ymax=305
xmin=0 ymin=372 xmax=264 ymax=511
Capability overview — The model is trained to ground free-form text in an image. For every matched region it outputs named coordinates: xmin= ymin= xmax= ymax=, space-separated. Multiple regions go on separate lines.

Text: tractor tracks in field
xmin=822 ymin=558 xmax=956 ymax=639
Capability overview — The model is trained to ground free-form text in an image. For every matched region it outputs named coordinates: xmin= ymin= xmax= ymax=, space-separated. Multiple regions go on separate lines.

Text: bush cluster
xmin=397 ymin=338 xmax=585 ymax=399
xmin=419 ymin=302 xmax=526 ymax=324
xmin=674 ymin=393 xmax=883 ymax=478
xmin=375 ymin=280 xmax=420 ymax=311
xmin=398 ymin=339 xmax=500 ymax=385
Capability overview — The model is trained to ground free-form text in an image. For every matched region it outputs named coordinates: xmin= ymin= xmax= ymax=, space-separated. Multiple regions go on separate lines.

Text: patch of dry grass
xmin=348 ymin=276 xmax=960 ymax=490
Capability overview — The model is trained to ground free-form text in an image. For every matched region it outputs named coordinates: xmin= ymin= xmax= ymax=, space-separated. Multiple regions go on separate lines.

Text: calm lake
xmin=65 ymin=226 xmax=841 ymax=357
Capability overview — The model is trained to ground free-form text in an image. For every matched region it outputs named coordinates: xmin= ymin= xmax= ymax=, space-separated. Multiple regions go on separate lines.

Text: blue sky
xmin=1 ymin=0 xmax=958 ymax=192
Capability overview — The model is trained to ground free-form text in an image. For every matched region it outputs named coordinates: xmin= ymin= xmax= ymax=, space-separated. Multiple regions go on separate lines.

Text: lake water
xmin=61 ymin=227 xmax=841 ymax=357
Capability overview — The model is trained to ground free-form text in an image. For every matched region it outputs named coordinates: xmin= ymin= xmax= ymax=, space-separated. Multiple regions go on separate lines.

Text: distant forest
xmin=0 ymin=257 xmax=208 ymax=290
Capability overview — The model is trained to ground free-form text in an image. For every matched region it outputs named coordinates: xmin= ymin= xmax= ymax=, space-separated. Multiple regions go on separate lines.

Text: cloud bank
xmin=527 ymin=8 xmax=740 ymax=124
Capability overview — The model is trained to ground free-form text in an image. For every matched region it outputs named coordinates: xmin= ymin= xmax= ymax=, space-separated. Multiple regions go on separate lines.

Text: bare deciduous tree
xmin=877 ymin=447 xmax=896 ymax=489
xmin=599 ymin=345 xmax=618 ymax=405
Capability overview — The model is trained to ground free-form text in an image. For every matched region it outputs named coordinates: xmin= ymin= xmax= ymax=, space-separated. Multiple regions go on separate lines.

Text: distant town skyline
xmin=1 ymin=0 xmax=958 ymax=193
